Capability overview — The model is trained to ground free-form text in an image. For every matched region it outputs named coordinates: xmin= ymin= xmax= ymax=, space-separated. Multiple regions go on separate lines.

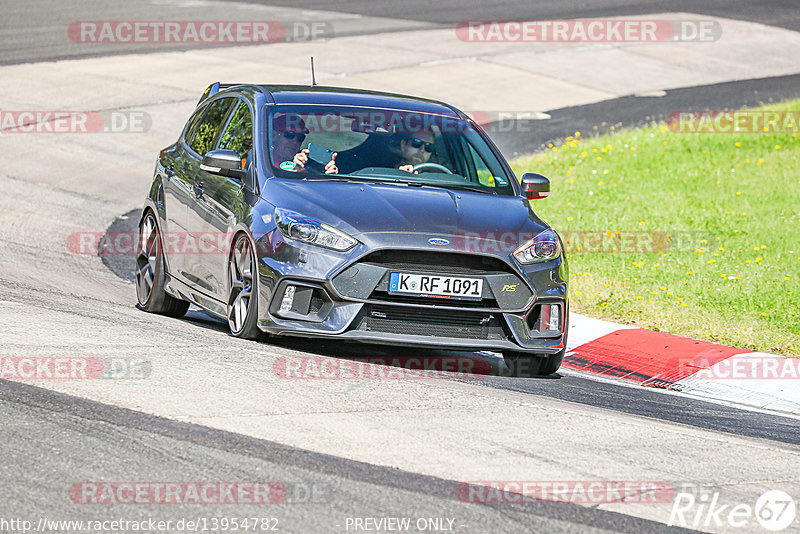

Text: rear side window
xmin=182 ymin=106 xmax=205 ymax=143
xmin=189 ymin=98 xmax=234 ymax=156
xmin=217 ymin=101 xmax=253 ymax=160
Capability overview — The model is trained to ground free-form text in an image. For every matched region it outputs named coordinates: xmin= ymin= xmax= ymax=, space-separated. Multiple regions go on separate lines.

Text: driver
xmin=333 ymin=127 xmax=437 ymax=175
xmin=395 ymin=128 xmax=435 ymax=173
xmin=271 ymin=114 xmax=338 ymax=174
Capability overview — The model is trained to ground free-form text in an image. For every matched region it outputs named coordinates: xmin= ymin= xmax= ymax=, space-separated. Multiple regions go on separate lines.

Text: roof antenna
xmin=310 ymin=56 xmax=317 ymax=87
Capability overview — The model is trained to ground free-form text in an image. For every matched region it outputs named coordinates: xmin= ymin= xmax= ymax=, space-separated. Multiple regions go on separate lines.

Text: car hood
xmin=264 ymin=178 xmax=549 ymax=240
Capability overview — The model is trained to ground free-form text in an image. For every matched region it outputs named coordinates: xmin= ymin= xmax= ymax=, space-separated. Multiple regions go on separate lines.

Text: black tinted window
xmin=264 ymin=105 xmax=515 ymax=196
xmin=217 ymin=101 xmax=253 ymax=160
xmin=189 ymin=98 xmax=234 ymax=156
xmin=183 ymin=106 xmax=205 ymax=142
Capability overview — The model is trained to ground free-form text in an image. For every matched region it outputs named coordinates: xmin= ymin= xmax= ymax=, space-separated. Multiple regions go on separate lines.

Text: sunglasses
xmin=283 ymin=131 xmax=306 ymax=143
xmin=408 ymin=137 xmax=434 ymax=152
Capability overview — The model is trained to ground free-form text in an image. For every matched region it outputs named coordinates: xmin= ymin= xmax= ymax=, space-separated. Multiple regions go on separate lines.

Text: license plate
xmin=388 ymin=272 xmax=483 ymax=299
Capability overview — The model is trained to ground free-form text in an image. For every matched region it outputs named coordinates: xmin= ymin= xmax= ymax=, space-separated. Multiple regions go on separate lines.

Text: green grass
xmin=510 ymin=100 xmax=800 ymax=356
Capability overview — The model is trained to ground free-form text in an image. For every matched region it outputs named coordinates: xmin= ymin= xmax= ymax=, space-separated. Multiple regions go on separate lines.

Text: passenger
xmin=271 ymin=114 xmax=338 ymax=174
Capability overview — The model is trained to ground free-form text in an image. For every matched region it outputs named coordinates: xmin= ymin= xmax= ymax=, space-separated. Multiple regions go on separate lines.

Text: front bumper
xmin=253 ymin=234 xmax=568 ymax=355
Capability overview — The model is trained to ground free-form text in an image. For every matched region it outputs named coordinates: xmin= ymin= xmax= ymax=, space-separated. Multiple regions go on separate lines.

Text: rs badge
xmin=502 ymin=284 xmax=517 ymax=292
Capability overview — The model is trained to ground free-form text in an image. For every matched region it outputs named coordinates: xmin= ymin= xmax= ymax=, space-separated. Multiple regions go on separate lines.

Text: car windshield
xmin=264 ymin=105 xmax=516 ymax=196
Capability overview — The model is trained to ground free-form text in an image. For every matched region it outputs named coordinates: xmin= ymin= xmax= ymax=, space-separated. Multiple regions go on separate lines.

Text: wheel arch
xmin=225 ymin=225 xmax=258 ymax=263
xmin=138 ymin=203 xmax=174 ymax=277
xmin=145 ymin=176 xmax=167 ymax=222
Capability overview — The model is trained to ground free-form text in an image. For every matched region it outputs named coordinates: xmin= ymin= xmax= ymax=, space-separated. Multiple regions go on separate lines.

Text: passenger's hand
xmin=398 ymin=164 xmax=419 ymax=174
xmin=293 ymin=149 xmax=309 ymax=168
xmin=324 ymin=152 xmax=339 ymax=175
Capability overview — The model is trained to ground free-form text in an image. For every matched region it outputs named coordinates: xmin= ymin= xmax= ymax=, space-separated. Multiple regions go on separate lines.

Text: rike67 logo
xmin=669 ymin=490 xmax=796 ymax=531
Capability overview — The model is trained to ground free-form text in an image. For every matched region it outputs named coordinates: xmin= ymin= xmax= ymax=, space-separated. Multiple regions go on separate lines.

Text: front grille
xmin=368 ymin=291 xmax=498 ymax=308
xmin=332 ymin=250 xmax=531 ymax=312
xmin=353 ymin=304 xmax=506 ymax=340
xmin=360 ymin=250 xmax=513 ymax=275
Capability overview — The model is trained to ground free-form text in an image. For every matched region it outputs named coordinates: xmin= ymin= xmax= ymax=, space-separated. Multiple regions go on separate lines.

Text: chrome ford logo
xmin=428 ymin=238 xmax=450 ymax=246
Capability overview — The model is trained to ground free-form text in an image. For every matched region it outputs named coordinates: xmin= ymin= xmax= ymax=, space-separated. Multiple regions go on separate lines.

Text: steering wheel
xmin=412 ymin=162 xmax=453 ymax=174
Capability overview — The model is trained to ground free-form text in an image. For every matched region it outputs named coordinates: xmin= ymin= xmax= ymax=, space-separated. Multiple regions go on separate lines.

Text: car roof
xmin=208 ymin=83 xmax=465 ymax=118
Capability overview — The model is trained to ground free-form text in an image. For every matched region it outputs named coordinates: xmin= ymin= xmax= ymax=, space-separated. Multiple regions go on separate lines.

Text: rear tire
xmin=227 ymin=233 xmax=262 ymax=339
xmin=135 ymin=211 xmax=189 ymax=318
xmin=503 ymin=348 xmax=565 ymax=377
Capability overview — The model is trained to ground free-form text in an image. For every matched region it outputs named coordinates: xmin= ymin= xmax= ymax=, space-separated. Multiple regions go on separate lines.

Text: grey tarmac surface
xmin=102 ymin=211 xmax=800 ymax=447
xmin=0 ymin=380 xmax=697 ymax=534
xmin=98 ymin=206 xmax=800 ymax=448
xmin=3 ymin=0 xmax=800 ymax=65
xmin=237 ymin=0 xmax=800 ymax=31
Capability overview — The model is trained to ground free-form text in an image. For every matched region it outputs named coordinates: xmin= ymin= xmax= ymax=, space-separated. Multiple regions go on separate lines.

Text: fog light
xmin=279 ymin=285 xmax=296 ymax=314
xmin=539 ymin=304 xmax=560 ymax=333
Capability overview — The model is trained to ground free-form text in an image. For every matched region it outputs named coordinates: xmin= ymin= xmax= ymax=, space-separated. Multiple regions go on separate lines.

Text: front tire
xmin=227 ymin=233 xmax=261 ymax=339
xmin=135 ymin=211 xmax=189 ymax=318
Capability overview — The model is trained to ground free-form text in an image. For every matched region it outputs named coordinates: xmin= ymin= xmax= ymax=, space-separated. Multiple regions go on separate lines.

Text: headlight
xmin=512 ymin=229 xmax=561 ymax=264
xmin=274 ymin=208 xmax=358 ymax=251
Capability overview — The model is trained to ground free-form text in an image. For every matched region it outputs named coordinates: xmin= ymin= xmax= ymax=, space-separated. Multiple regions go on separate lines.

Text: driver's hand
xmin=324 ymin=153 xmax=338 ymax=175
xmin=398 ymin=164 xmax=419 ymax=174
xmin=293 ymin=149 xmax=309 ymax=168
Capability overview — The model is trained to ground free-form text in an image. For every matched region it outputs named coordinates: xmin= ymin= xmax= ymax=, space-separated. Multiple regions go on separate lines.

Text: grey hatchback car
xmin=136 ymin=83 xmax=568 ymax=376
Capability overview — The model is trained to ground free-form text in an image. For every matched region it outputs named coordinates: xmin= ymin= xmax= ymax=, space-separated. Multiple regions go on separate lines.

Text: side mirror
xmin=521 ymin=173 xmax=550 ymax=200
xmin=200 ymin=150 xmax=246 ymax=181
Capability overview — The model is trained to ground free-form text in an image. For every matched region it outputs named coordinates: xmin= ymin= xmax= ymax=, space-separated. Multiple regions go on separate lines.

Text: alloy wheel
xmin=228 ymin=235 xmax=255 ymax=334
xmin=136 ymin=214 xmax=158 ymax=305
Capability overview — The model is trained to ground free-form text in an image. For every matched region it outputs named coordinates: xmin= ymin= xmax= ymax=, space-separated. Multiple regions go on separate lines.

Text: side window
xmin=217 ymin=101 xmax=253 ymax=160
xmin=466 ymin=142 xmax=496 ymax=187
xmin=189 ymin=98 xmax=234 ymax=156
xmin=182 ymin=106 xmax=206 ymax=143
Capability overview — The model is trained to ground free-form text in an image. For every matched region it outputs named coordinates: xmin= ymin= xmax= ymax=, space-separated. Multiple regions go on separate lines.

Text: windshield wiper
xmin=307 ymin=176 xmax=495 ymax=195
xmin=308 ymin=175 xmax=401 ymax=184
xmin=407 ymin=182 xmax=496 ymax=195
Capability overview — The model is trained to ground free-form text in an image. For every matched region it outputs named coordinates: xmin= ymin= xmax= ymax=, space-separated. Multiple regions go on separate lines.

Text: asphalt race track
xmin=4 ymin=0 xmax=800 ymax=64
xmin=1 ymin=1 xmax=799 ymax=533
xmin=103 ymin=210 xmax=800 ymax=448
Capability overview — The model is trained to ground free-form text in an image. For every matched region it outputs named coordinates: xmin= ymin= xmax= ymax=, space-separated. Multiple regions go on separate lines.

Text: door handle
xmin=193 ymin=181 xmax=204 ymax=199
